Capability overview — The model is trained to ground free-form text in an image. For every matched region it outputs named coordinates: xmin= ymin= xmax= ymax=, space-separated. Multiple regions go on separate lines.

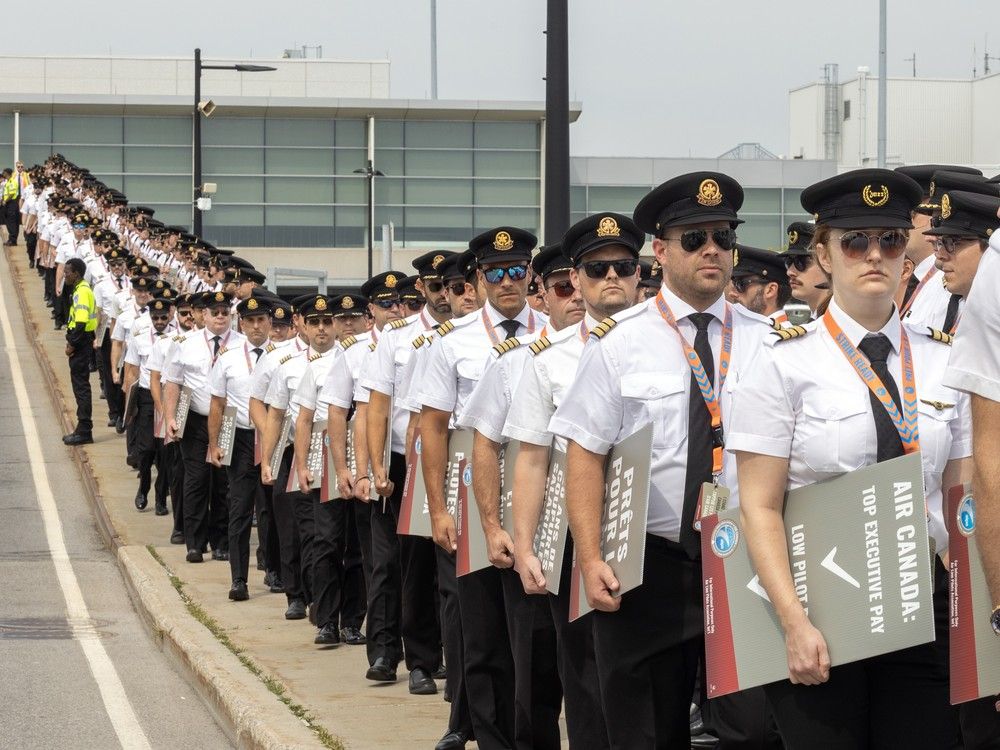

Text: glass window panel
xmin=335 ymin=147 xmax=368 ymax=176
xmin=147 ymin=205 xmax=191 ymax=228
xmin=375 ymin=120 xmax=404 ymax=148
xmin=58 ymin=145 xmax=122 ymax=172
xmin=124 ymin=117 xmax=190 ymax=145
xmin=335 ymin=176 xmax=366 ymax=204
xmin=405 ymin=178 xmax=472 ymax=206
xmin=473 ymin=207 xmax=539 ymax=235
xmin=0 ymin=114 xmax=13 ymax=144
xmin=204 ymin=205 xmax=264 ymax=226
xmin=19 ymin=145 xmax=53 ymax=166
xmin=475 ymin=122 xmax=539 ymax=150
xmin=475 ymin=179 xmax=539 ymax=206
xmin=783 ymin=189 xmax=804 ymax=214
xmin=403 ymin=207 xmax=472 ymax=242
xmin=202 ymin=117 xmax=264 ymax=146
xmin=406 ymin=150 xmax=473 ymax=178
xmin=335 ymin=119 xmax=367 ymax=148
xmin=372 ymin=149 xmax=403 ymax=176
xmin=52 ymin=115 xmax=122 ymax=144
xmin=735 ymin=216 xmax=783 ymax=249
xmin=335 ymin=205 xmax=367 ymax=246
xmin=124 ymin=146 xmax=189 ymax=173
xmin=99 ymin=176 xmax=124 ymax=191
xmin=373 ymin=205 xmax=405 ymax=242
xmin=203 ymin=147 xmax=264 ymax=175
xmin=265 ymin=177 xmax=333 ymax=204
xmin=266 ymin=205 xmax=333 ymax=226
xmin=404 ymin=121 xmax=473 ymax=149
xmin=123 ymin=175 xmax=191 ymax=203
xmin=0 ymin=146 xmax=13 ymax=167
xmin=474 ymin=150 xmax=537 ymax=179
xmin=586 ymin=186 xmax=648 ymax=214
xmin=265 ymin=148 xmax=335 ymax=175
xmin=570 ymin=185 xmax=587 ymax=212
xmin=210 ymin=176 xmax=264 ymax=203
xmin=265 ymin=118 xmax=334 ymax=147
xmin=375 ymin=177 xmax=405 ymax=206
xmin=741 ymin=188 xmax=781 ymax=214
xmin=20 ymin=115 xmax=52 ymax=144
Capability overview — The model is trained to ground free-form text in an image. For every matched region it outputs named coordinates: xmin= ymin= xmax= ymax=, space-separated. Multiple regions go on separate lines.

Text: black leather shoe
xmin=365 ymin=656 xmax=397 ymax=683
xmin=62 ymin=432 xmax=93 ymax=446
xmin=170 ymin=530 xmax=185 ymax=545
xmin=107 ymin=418 xmax=117 ymax=427
xmin=314 ymin=624 xmax=340 ymax=646
xmin=185 ymin=549 xmax=203 ymax=563
xmin=267 ymin=574 xmax=285 ymax=594
xmin=115 ymin=418 xmax=126 ymax=435
xmin=435 ymin=730 xmax=468 ymax=750
xmin=154 ymin=499 xmax=168 ymax=516
xmin=408 ymin=667 xmax=437 ymax=695
xmin=340 ymin=626 xmax=366 ymax=645
xmin=211 ymin=549 xmax=229 ymax=561
xmin=134 ymin=489 xmax=148 ymax=511
xmin=433 ymin=664 xmax=447 ymax=680
xmin=285 ymin=600 xmax=307 ymax=620
xmin=229 ymin=579 xmax=249 ymax=601
xmin=691 ymin=733 xmax=720 ymax=748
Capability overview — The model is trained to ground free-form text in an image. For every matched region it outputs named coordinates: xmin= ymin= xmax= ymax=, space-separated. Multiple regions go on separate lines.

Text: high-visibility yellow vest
xmin=2 ymin=176 xmax=18 ymax=202
xmin=71 ymin=279 xmax=98 ymax=333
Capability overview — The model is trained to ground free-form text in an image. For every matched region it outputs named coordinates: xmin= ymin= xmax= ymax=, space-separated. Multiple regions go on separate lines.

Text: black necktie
xmin=115 ymin=277 xmax=122 ymax=289
xmin=499 ymin=319 xmax=520 ymax=340
xmin=858 ymin=334 xmax=904 ymax=463
xmin=680 ymin=313 xmax=715 ymax=559
xmin=252 ymin=347 xmax=263 ymax=362
xmin=942 ymin=293 xmax=961 ymax=333
xmin=901 ymin=272 xmax=920 ymax=307
xmin=139 ymin=306 xmax=147 ymax=314
xmin=212 ymin=335 xmax=221 ymax=358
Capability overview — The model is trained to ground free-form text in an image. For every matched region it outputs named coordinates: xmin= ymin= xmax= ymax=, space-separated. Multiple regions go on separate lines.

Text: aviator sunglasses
xmin=664 ymin=228 xmax=738 ymax=253
xmin=837 ymin=230 xmax=907 ymax=260
xmin=577 ymin=259 xmax=639 ymax=279
xmin=546 ymin=279 xmax=576 ymax=298
xmin=482 ymin=265 xmax=529 ymax=284
xmin=783 ymin=254 xmax=813 ymax=273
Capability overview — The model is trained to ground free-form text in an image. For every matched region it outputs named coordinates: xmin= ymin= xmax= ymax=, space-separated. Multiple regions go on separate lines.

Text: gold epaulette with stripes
xmin=529 ymin=337 xmax=552 ymax=356
xmin=369 ymin=341 xmax=377 ymax=352
xmin=590 ymin=317 xmax=617 ymax=339
xmin=308 ymin=352 xmax=323 ymax=362
xmin=435 ymin=320 xmax=455 ymax=337
xmin=770 ymin=318 xmax=783 ymax=331
xmin=217 ymin=346 xmax=229 ymax=356
xmin=927 ymin=328 xmax=953 ymax=345
xmin=389 ymin=318 xmax=412 ymax=330
xmin=412 ymin=334 xmax=426 ymax=349
xmin=772 ymin=325 xmax=809 ymax=342
xmin=278 ymin=353 xmax=294 ymax=365
xmin=265 ymin=343 xmax=276 ymax=353
xmin=340 ymin=335 xmax=358 ymax=350
xmin=172 ymin=334 xmax=187 ymax=343
xmin=492 ymin=338 xmax=521 ymax=357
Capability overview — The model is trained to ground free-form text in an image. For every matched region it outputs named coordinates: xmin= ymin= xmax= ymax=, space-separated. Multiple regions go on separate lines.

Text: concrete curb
xmin=5 ymin=248 xmax=325 ymax=750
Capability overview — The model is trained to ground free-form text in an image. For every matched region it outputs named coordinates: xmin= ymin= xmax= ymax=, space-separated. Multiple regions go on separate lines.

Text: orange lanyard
xmin=822 ymin=312 xmax=920 ymax=453
xmin=654 ymin=291 xmax=732 ymax=474
xmin=899 ymin=266 xmax=938 ymax=317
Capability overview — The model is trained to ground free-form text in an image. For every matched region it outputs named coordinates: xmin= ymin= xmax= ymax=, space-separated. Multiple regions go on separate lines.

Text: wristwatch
xmin=991 ymin=606 xmax=1000 ymax=637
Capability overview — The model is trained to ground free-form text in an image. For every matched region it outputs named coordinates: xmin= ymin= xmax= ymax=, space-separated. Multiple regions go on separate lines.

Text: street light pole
xmin=354 ymin=160 xmax=385 ymax=279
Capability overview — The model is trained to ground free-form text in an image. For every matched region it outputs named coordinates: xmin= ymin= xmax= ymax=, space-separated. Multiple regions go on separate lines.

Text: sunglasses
xmin=72 ymin=224 xmax=87 ymax=230
xmin=208 ymin=307 xmax=230 ymax=316
xmin=177 ymin=309 xmax=194 ymax=317
xmin=578 ymin=259 xmax=639 ymax=279
xmin=730 ymin=276 xmax=766 ymax=294
xmin=151 ymin=314 xmax=171 ymax=322
xmin=447 ymin=281 xmax=468 ymax=296
xmin=665 ymin=228 xmax=738 ymax=252
xmin=546 ymin=279 xmax=576 ymax=298
xmin=372 ymin=299 xmax=400 ymax=309
xmin=403 ymin=299 xmax=424 ymax=312
xmin=934 ymin=236 xmax=980 ymax=255
xmin=838 ymin=230 xmax=908 ymax=260
xmin=306 ymin=316 xmax=335 ymax=326
xmin=482 ymin=264 xmax=529 ymax=284
xmin=783 ymin=254 xmax=813 ymax=272
xmin=423 ymin=280 xmax=444 ymax=294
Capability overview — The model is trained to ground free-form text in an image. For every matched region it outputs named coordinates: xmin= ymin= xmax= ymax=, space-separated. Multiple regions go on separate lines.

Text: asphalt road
xmin=0 ymin=266 xmax=233 ymax=750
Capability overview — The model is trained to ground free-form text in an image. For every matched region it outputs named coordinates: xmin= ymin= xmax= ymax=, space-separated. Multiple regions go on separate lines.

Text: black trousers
xmin=501 ymin=568 xmax=562 ymax=750
xmin=226 ymin=428 xmax=260 ymax=583
xmin=98 ymin=335 xmax=123 ymax=421
xmin=456 ymin=565 xmax=516 ymax=750
xmin=257 ymin=482 xmax=281 ymax=575
xmin=44 ymin=266 xmax=55 ymax=301
xmin=274 ymin=445 xmax=315 ymax=604
xmin=168 ymin=441 xmax=185 ymax=535
xmin=437 ymin=546 xmax=473 ymax=736
xmin=764 ymin=556 xmax=959 ymax=750
xmin=153 ymin=437 xmax=170 ymax=507
xmin=178 ymin=411 xmax=229 ymax=553
xmin=5 ymin=201 xmax=20 ymax=244
xmin=367 ymin=453 xmax=406 ymax=665
xmin=548 ymin=534 xmax=609 ymax=750
xmin=134 ymin=387 xmax=156 ymax=497
xmin=67 ymin=333 xmax=95 ymax=432
xmin=592 ymin=535 xmax=704 ymax=750
xmin=960 ymin=697 xmax=1000 ymax=749
xmin=312 ymin=493 xmax=351 ymax=629
xmin=341 ymin=500 xmax=368 ymax=629
xmin=24 ymin=230 xmax=36 ymax=266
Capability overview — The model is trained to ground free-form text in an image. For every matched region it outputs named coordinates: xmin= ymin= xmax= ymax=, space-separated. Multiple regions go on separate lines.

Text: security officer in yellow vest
xmin=2 ymin=167 xmax=21 ymax=246
xmin=62 ymin=257 xmax=98 ymax=445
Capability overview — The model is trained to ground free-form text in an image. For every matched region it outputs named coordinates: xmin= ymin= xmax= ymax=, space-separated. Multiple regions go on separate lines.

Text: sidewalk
xmin=4 ymin=246 xmax=461 ymax=750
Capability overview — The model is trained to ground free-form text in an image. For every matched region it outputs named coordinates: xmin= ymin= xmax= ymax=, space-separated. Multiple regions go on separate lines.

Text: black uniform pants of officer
xmin=167 ymin=440 xmax=185 ymax=536
xmin=153 ymin=437 xmax=170 ymax=511
xmin=274 ymin=445 xmax=315 ymax=605
xmin=97 ymin=335 xmax=124 ymax=421
xmin=593 ymin=534 xmax=703 ymax=750
xmin=366 ymin=453 xmax=405 ymax=666
xmin=548 ymin=534 xmax=609 ymax=750
xmin=764 ymin=556 xmax=959 ymax=749
xmin=500 ymin=567 xmax=562 ymax=750
xmin=25 ymin=230 xmax=37 ymax=267
xmin=44 ymin=266 xmax=55 ymax=302
xmin=341 ymin=499 xmax=368 ymax=629
xmin=257 ymin=482 xmax=281 ymax=577
xmin=67 ymin=332 xmax=95 ymax=433
xmin=5 ymin=200 xmax=20 ymax=244
xmin=456 ymin=564 xmax=516 ymax=750
xmin=226 ymin=428 xmax=260 ymax=584
xmin=134 ymin=387 xmax=157 ymax=498
xmin=179 ymin=411 xmax=230 ymax=554
xmin=437 ymin=546 xmax=473 ymax=737
xmin=312 ymin=493 xmax=352 ymax=630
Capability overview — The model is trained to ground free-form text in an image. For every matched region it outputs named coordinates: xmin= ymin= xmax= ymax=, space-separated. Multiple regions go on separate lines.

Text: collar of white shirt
xmin=583 ymin=312 xmax=602 ymax=333
xmin=657 ymin=283 xmax=728 ymax=326
xmin=913 ymin=253 xmax=936 ymax=281
xmin=482 ymin=300 xmax=533 ymax=332
xmin=826 ymin=297 xmax=902 ymax=355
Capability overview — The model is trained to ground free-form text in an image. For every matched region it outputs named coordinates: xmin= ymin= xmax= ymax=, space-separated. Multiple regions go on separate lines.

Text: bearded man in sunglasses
xmin=727 ymin=244 xmax=794 ymax=328
xmin=782 ymin=222 xmax=830 ymax=320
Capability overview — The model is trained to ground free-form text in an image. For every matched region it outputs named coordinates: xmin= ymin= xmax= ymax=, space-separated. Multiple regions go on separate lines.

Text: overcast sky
xmin=8 ymin=1 xmax=998 ymax=158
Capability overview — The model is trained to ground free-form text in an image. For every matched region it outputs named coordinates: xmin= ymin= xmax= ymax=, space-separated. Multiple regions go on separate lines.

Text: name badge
xmin=695 ymin=481 xmax=731 ymax=531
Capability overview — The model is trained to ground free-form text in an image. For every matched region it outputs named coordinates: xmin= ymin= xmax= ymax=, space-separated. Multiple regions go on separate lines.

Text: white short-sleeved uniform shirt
xmin=111 ymin=300 xmax=147 ymax=343
xmin=209 ymin=340 xmax=267 ymax=429
xmin=146 ymin=330 xmax=188 ymax=378
xmin=290 ymin=348 xmax=338 ymax=422
xmin=944 ymin=233 xmax=1000 ymax=402
xmin=504 ymin=314 xmax=601 ymax=449
xmin=318 ymin=332 xmax=373 ymax=411
xmin=397 ymin=332 xmax=437 ymax=414
xmin=54 ymin=233 xmax=80 ymax=265
xmin=249 ymin=337 xmax=305 ymax=403
xmin=727 ymin=298 xmax=972 ymax=555
xmin=903 ymin=255 xmax=953 ymax=329
xmin=165 ymin=328 xmax=245 ymax=417
xmin=549 ymin=288 xmax=771 ymax=542
xmin=415 ymin=302 xmax=546 ymax=425
xmin=123 ymin=328 xmax=166 ymax=389
xmin=264 ymin=348 xmax=315 ymax=433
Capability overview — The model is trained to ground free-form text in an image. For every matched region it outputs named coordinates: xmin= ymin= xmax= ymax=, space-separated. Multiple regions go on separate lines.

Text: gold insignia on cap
xmin=154 ymin=301 xmax=163 ymax=310
xmin=862 ymin=184 xmax=890 ymax=208
xmin=941 ymin=193 xmax=952 ymax=220
xmin=493 ymin=231 xmax=514 ymax=252
xmin=315 ymin=297 xmax=328 ymax=311
xmin=733 ymin=248 xmax=740 ymax=266
xmin=788 ymin=230 xmax=799 ymax=246
xmin=274 ymin=308 xmax=286 ymax=319
xmin=596 ymin=216 xmax=621 ymax=237
xmin=929 ymin=181 xmax=936 ymax=198
xmin=247 ymin=298 xmax=258 ymax=310
xmin=432 ymin=254 xmax=445 ymax=269
xmin=215 ymin=292 xmax=224 ymax=302
xmin=385 ymin=274 xmax=398 ymax=288
xmin=697 ymin=179 xmax=722 ymax=207
xmin=342 ymin=296 xmax=354 ymax=310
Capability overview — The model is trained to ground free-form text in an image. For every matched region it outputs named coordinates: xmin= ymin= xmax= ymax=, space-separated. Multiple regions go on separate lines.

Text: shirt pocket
xmin=799 ymin=392 xmax=871 ymax=474
xmin=916 ymin=397 xmax=958 ymax=472
xmin=620 ymin=372 xmax=687 ymax=449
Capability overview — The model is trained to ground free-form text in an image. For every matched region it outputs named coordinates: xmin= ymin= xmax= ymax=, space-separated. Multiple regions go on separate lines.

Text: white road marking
xmin=821 ymin=546 xmax=861 ymax=589
xmin=0 ymin=263 xmax=153 ymax=750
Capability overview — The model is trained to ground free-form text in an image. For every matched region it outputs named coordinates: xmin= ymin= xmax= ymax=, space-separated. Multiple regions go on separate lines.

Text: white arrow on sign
xmin=821 ymin=547 xmax=860 ymax=588
xmin=746 ymin=574 xmax=771 ymax=602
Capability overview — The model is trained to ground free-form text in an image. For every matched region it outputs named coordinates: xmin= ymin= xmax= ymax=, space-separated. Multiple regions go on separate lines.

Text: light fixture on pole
xmin=353 ymin=160 xmax=385 ymax=279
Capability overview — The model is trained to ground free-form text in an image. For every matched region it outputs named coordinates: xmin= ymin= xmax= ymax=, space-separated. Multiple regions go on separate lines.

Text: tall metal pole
xmin=877 ymin=0 xmax=887 ymax=168
xmin=193 ymin=48 xmax=203 ymax=236
xmin=366 ymin=160 xmax=375 ymax=279
xmin=430 ymin=0 xmax=438 ymax=99
xmin=544 ymin=0 xmax=569 ymax=245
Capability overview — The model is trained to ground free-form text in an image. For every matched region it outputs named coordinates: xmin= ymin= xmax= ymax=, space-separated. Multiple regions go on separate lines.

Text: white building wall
xmin=788 ymin=84 xmax=825 ymax=160
xmin=971 ymin=73 xmax=1000 ymax=166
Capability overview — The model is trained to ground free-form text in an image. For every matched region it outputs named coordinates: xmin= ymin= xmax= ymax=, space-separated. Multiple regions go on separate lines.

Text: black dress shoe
xmin=211 ymin=549 xmax=229 ymax=561
xmin=107 ymin=418 xmax=117 ymax=427
xmin=170 ymin=530 xmax=185 ymax=545
xmin=134 ymin=489 xmax=148 ymax=511
xmin=229 ymin=579 xmax=249 ymax=601
xmin=433 ymin=664 xmax=447 ymax=680
xmin=434 ymin=730 xmax=468 ymax=750
xmin=314 ymin=623 xmax=340 ymax=646
xmin=365 ymin=656 xmax=397 ymax=683
xmin=115 ymin=419 xmax=126 ymax=435
xmin=285 ymin=599 xmax=307 ymax=620
xmin=691 ymin=733 xmax=720 ymax=748
xmin=267 ymin=574 xmax=285 ymax=594
xmin=154 ymin=500 xmax=168 ymax=516
xmin=340 ymin=626 xmax=366 ymax=645
xmin=308 ymin=603 xmax=317 ymax=626
xmin=62 ymin=432 xmax=93 ymax=446
xmin=408 ymin=667 xmax=437 ymax=695
xmin=185 ymin=549 xmax=203 ymax=563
